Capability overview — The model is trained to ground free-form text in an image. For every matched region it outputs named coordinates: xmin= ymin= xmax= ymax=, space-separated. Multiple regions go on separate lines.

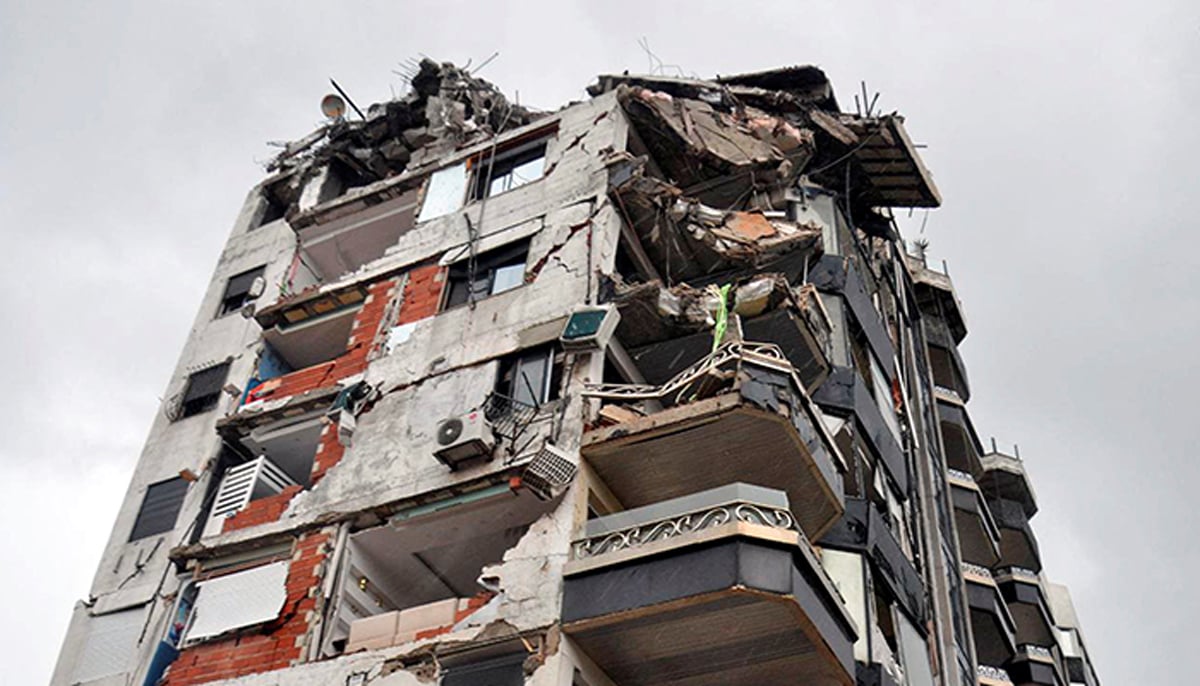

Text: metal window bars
xmin=483 ymin=391 xmax=539 ymax=442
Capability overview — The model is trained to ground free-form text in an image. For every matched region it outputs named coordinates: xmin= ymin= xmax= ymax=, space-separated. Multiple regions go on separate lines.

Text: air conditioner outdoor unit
xmin=434 ymin=411 xmax=495 ymax=469
xmin=559 ymin=305 xmax=620 ymax=353
xmin=522 ymin=444 xmax=579 ymax=501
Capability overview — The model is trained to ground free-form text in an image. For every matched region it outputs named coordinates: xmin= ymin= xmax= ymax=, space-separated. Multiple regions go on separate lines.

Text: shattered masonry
xmin=51 ymin=58 xmax=1101 ymax=686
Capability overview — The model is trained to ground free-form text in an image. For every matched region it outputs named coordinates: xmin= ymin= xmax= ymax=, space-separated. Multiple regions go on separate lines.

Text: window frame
xmin=179 ymin=362 xmax=231 ymax=419
xmin=129 ymin=477 xmax=189 ymax=541
xmin=443 ymin=239 xmax=531 ymax=310
xmin=495 ymin=344 xmax=562 ymax=408
xmin=217 ymin=266 xmax=266 ymax=318
xmin=470 ymin=139 xmax=548 ymax=201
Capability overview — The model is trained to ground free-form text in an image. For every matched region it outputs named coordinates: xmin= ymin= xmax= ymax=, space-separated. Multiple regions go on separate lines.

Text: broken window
xmin=129 ymin=477 xmax=189 ymax=541
xmin=218 ymin=266 xmax=265 ymax=317
xmin=255 ymin=190 xmax=287 ymax=230
xmin=444 ymin=240 xmax=530 ymax=309
xmin=471 ymin=140 xmax=547 ymax=201
xmin=179 ymin=362 xmax=230 ymax=418
xmin=496 ymin=345 xmax=561 ymax=408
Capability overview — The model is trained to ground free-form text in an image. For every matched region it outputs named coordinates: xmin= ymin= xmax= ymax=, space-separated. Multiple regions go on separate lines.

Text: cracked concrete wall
xmin=64 ymin=91 xmax=629 ymax=686
xmin=53 ymin=186 xmax=310 ymax=686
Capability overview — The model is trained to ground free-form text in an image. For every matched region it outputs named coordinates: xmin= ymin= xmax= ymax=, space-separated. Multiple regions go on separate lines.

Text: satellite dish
xmin=321 ymin=94 xmax=346 ymax=119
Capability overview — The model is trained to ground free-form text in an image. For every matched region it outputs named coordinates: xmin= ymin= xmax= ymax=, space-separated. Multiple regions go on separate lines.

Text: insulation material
xmin=185 ymin=561 xmax=289 ymax=642
xmin=71 ymin=606 xmax=146 ymax=684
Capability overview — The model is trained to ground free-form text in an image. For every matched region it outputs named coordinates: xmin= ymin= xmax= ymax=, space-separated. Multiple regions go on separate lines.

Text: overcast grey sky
xmin=2 ymin=1 xmax=1196 ymax=684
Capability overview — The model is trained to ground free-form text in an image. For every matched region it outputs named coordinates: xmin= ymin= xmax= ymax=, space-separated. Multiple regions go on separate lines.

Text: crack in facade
xmin=52 ymin=59 xmax=1100 ymax=686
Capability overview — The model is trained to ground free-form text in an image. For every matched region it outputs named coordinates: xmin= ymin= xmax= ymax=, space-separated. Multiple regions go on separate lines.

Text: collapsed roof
xmin=262 ymin=59 xmax=544 ymax=220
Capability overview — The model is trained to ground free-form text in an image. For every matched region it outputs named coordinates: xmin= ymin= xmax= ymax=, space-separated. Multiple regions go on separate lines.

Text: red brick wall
xmin=310 ymin=422 xmax=346 ymax=485
xmin=222 ymin=486 xmax=303 ymax=534
xmin=165 ymin=531 xmax=332 ymax=685
xmin=397 ymin=264 xmax=444 ymax=325
xmin=246 ymin=277 xmax=401 ymax=404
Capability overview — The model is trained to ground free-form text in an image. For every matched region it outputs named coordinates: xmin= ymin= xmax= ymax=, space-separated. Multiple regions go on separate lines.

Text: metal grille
xmin=522 ymin=446 xmax=578 ymax=501
xmin=483 ymin=392 xmax=537 ymax=441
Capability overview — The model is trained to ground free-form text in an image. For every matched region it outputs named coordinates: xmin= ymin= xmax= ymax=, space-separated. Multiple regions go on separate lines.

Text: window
xmin=129 ymin=477 xmax=189 ymax=541
xmin=471 ymin=141 xmax=547 ymax=201
xmin=218 ymin=266 xmax=265 ymax=317
xmin=444 ymin=240 xmax=530 ymax=309
xmin=180 ymin=362 xmax=230 ymax=418
xmin=418 ymin=162 xmax=470 ymax=223
xmin=441 ymin=653 xmax=526 ymax=686
xmin=496 ymin=345 xmax=561 ymax=408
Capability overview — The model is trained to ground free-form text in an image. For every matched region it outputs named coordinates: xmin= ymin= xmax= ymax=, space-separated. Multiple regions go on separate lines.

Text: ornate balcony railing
xmin=573 ymin=497 xmax=797 ymax=559
xmin=977 ymin=665 xmax=1013 ymax=683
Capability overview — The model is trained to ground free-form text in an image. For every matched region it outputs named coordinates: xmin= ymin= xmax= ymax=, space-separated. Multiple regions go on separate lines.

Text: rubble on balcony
xmin=609 ymin=273 xmax=831 ymax=389
xmin=608 ymin=153 xmax=824 ymax=281
xmin=594 ymin=68 xmax=940 ymax=220
xmin=260 ymin=58 xmax=544 ymax=223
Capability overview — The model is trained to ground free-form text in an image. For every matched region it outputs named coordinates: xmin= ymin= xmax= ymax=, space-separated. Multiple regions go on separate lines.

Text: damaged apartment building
xmin=52 ymin=59 xmax=1100 ymax=686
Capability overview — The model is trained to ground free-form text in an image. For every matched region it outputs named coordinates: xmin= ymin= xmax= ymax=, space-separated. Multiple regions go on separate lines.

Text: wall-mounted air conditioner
xmin=559 ymin=305 xmax=620 ymax=353
xmin=522 ymin=444 xmax=579 ymax=501
xmin=433 ymin=411 xmax=495 ymax=470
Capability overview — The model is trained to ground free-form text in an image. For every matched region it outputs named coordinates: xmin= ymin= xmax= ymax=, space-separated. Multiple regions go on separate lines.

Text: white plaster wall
xmin=61 ymin=91 xmax=633 ymax=686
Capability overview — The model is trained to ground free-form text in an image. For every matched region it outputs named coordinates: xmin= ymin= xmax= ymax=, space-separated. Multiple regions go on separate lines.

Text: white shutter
xmin=185 ymin=560 xmax=289 ymax=642
xmin=203 ymin=456 xmax=296 ymax=538
xmin=72 ymin=606 xmax=146 ymax=683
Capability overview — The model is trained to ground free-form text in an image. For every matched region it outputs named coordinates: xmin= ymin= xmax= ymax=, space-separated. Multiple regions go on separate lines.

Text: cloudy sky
xmin=2 ymin=1 xmax=1196 ymax=683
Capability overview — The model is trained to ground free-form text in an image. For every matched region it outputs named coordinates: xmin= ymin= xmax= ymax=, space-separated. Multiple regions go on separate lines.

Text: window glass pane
xmin=510 ymin=155 xmax=545 ymax=187
xmin=491 ymin=263 xmax=526 ymax=295
xmin=417 ymin=163 xmax=468 ymax=223
xmin=512 ymin=351 xmax=549 ymax=406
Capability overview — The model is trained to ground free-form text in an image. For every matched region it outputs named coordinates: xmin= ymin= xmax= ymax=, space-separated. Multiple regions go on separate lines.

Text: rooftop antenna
xmin=329 ymin=78 xmax=366 ymax=120
xmin=472 ymin=51 xmax=500 ymax=75
xmin=860 ymin=80 xmax=880 ymax=117
xmin=393 ymin=56 xmax=423 ymax=91
xmin=637 ymin=37 xmax=689 ymax=77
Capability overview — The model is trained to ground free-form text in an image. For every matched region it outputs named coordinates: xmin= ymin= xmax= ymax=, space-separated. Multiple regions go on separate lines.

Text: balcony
xmin=583 ymin=343 xmax=846 ymax=540
xmin=962 ymin=563 xmax=1017 ymax=667
xmin=925 ymin=316 xmax=971 ymax=402
xmin=812 ymin=366 xmax=909 ymax=497
xmin=906 ymin=254 xmax=967 ymax=344
xmin=977 ymin=665 xmax=1014 ymax=686
xmin=994 ymin=568 xmax=1057 ymax=648
xmin=1007 ymin=645 xmax=1064 ymax=686
xmin=987 ymin=497 xmax=1043 ymax=573
xmin=613 ymin=277 xmax=832 ymax=392
xmin=563 ymin=483 xmax=857 ymax=686
xmin=978 ymin=451 xmax=1038 ymax=519
xmin=819 ymin=497 xmax=926 ymax=623
xmin=936 ymin=392 xmax=984 ymax=476
xmin=947 ymin=469 xmax=1002 ymax=567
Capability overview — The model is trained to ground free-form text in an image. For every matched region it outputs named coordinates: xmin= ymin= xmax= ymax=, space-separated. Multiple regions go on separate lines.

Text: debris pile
xmin=263 ymin=59 xmax=544 ymax=220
